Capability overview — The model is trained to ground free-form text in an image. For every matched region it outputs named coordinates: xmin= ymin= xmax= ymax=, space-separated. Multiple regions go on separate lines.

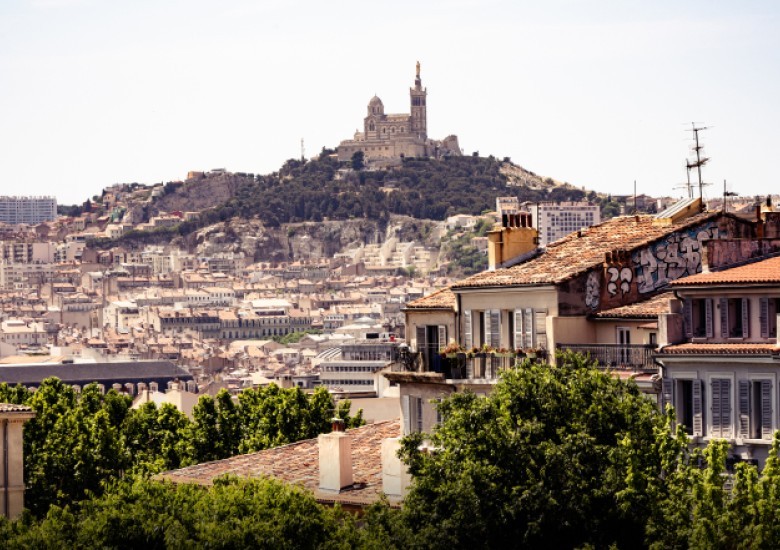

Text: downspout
xmin=3 ymin=419 xmax=8 ymax=518
xmin=456 ymin=293 xmax=462 ymax=345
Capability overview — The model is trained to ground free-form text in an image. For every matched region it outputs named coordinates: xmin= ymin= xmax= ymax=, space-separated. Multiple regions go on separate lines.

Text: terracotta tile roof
xmin=659 ymin=343 xmax=780 ymax=355
xmin=671 ymin=255 xmax=780 ymax=286
xmin=452 ymin=212 xmax=723 ymax=289
xmin=403 ymin=287 xmax=456 ymax=310
xmin=593 ymin=292 xmax=673 ymax=319
xmin=159 ymin=419 xmax=401 ymax=506
xmin=0 ymin=403 xmax=34 ymax=413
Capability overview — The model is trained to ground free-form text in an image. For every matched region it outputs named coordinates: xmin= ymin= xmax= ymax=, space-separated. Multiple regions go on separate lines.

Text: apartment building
xmin=527 ymin=201 xmax=601 ymax=247
xmin=0 ymin=196 xmax=57 ymax=225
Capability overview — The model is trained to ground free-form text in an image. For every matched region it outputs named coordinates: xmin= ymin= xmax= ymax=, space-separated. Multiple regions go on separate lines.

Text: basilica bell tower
xmin=409 ymin=61 xmax=427 ymax=138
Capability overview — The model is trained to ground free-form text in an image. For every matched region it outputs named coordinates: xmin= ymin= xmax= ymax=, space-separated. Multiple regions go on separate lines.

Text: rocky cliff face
xmin=192 ymin=217 xmax=431 ymax=262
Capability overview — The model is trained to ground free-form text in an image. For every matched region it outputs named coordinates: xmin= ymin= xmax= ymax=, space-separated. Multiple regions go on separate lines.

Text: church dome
xmin=367 ymin=95 xmax=384 ymax=115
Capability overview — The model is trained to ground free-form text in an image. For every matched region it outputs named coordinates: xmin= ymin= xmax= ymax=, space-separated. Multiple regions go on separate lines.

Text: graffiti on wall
xmin=633 ymin=223 xmax=720 ymax=294
xmin=592 ymin=221 xmax=724 ymax=310
xmin=606 ymin=266 xmax=633 ymax=297
xmin=585 ymin=270 xmax=600 ymax=309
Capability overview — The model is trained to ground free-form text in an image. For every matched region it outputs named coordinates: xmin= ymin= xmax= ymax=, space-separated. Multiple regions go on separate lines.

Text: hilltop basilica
xmin=337 ymin=63 xmax=461 ymax=164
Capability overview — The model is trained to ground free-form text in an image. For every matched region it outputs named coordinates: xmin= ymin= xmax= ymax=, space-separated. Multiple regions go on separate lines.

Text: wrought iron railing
xmin=396 ymin=347 xmax=547 ymax=380
xmin=556 ymin=343 xmax=657 ymax=371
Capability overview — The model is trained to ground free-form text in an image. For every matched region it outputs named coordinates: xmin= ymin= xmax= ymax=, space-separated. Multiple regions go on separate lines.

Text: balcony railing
xmin=556 ymin=343 xmax=657 ymax=371
xmin=396 ymin=346 xmax=547 ymax=381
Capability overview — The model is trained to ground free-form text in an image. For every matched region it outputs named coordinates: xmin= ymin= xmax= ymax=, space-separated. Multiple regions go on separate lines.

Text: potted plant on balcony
xmin=526 ymin=347 xmax=539 ymax=359
xmin=440 ymin=342 xmax=463 ymax=359
xmin=494 ymin=347 xmax=513 ymax=358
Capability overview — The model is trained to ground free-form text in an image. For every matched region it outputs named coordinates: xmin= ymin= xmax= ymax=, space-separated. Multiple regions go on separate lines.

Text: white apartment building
xmin=0 ymin=196 xmax=57 ymax=225
xmin=527 ymin=201 xmax=601 ymax=247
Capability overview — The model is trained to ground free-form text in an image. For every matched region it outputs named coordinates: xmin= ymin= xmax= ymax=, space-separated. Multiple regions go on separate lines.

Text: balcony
xmin=556 ymin=343 xmax=657 ymax=372
xmin=396 ymin=346 xmax=547 ymax=381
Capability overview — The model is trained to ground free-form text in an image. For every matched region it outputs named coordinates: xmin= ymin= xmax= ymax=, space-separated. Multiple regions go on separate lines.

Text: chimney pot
xmin=331 ymin=417 xmax=345 ymax=432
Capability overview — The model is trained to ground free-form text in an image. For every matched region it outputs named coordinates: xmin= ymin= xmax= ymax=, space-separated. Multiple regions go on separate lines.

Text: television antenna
xmin=685 ymin=123 xmax=712 ymax=203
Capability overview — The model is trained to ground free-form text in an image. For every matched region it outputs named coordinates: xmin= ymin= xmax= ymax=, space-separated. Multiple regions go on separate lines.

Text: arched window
xmin=391 ymin=127 xmax=396 ymax=133
xmin=369 ymin=122 xmax=375 ymax=131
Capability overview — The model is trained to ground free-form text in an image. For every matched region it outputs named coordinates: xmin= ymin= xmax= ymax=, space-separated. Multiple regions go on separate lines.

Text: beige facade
xmin=0 ymin=404 xmax=35 ymax=519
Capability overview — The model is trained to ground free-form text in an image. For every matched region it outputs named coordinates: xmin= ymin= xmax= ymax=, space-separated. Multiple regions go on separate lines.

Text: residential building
xmin=655 ymin=238 xmax=780 ymax=467
xmin=528 ymin=201 xmax=601 ymax=247
xmin=0 ymin=196 xmax=57 ymax=225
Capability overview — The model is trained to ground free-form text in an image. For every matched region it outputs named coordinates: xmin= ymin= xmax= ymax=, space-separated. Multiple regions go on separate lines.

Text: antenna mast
xmin=300 ymin=138 xmax=305 ymax=162
xmin=686 ymin=123 xmax=711 ymax=206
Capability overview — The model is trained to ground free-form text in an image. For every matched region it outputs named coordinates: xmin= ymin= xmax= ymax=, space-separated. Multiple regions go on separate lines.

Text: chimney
xmin=318 ymin=418 xmax=353 ymax=492
xmin=381 ymin=437 xmax=411 ymax=498
xmin=487 ymin=212 xmax=538 ymax=270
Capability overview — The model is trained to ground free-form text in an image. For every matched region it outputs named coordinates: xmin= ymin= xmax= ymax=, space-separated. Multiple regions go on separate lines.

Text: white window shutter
xmin=720 ymin=298 xmax=729 ymax=339
xmin=738 ymin=380 xmax=750 ymax=439
xmin=438 ymin=325 xmax=447 ymax=349
xmin=414 ymin=397 xmax=423 ymax=433
xmin=711 ymin=378 xmax=722 ymax=437
xmin=761 ymin=380 xmax=773 ymax=440
xmin=683 ymin=299 xmax=693 ymax=338
xmin=742 ymin=298 xmax=750 ymax=339
xmin=513 ymin=309 xmax=523 ymax=350
xmin=415 ymin=326 xmax=426 ymax=353
xmin=523 ymin=308 xmax=534 ymax=348
xmin=705 ymin=299 xmax=714 ymax=338
xmin=534 ymin=309 xmax=548 ymax=349
xmin=760 ymin=297 xmax=770 ymax=339
xmin=692 ymin=379 xmax=703 ymax=437
xmin=401 ymin=395 xmax=411 ymax=435
xmin=488 ymin=310 xmax=501 ymax=348
xmin=464 ymin=311 xmax=472 ymax=349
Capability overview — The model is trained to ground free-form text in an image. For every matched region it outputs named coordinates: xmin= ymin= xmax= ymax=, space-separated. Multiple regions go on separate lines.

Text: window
xmin=663 ymin=378 xmax=704 ymax=436
xmin=512 ymin=308 xmax=548 ymax=350
xmin=686 ymin=298 xmax=713 ymax=338
xmin=738 ymin=379 xmax=773 ymax=440
xmin=720 ymin=298 xmax=749 ymax=339
xmin=710 ymin=378 xmax=732 ymax=438
xmin=402 ymin=395 xmax=424 ymax=435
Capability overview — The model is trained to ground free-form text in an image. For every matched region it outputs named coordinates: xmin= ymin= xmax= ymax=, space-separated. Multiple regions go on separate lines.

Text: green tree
xmin=351 ymin=150 xmax=365 ymax=171
xmin=396 ymin=351 xmax=666 ymax=549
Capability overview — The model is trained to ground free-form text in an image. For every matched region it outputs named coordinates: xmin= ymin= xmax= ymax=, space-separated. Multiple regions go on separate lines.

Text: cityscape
xmin=1 ymin=1 xmax=779 ymax=547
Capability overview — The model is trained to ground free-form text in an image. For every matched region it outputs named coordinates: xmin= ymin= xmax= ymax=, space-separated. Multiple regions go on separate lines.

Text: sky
xmin=1 ymin=0 xmax=778 ymax=206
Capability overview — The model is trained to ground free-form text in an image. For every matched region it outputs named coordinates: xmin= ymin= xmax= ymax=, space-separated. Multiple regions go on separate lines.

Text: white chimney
xmin=318 ymin=419 xmax=353 ymax=492
xmin=381 ymin=437 xmax=411 ymax=497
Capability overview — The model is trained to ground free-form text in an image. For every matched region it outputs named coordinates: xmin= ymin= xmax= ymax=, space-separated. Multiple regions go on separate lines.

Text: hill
xmin=155 ymin=153 xmax=596 ymax=229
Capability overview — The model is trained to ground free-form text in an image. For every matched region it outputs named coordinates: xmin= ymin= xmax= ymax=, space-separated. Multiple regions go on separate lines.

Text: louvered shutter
xmin=662 ymin=378 xmax=674 ymax=412
xmin=738 ymin=380 xmax=750 ymax=439
xmin=760 ymin=298 xmax=770 ymax=339
xmin=683 ymin=299 xmax=693 ymax=338
xmin=464 ymin=311 xmax=472 ymax=349
xmin=692 ymin=379 xmax=703 ymax=437
xmin=705 ymin=299 xmax=714 ymax=338
xmin=401 ymin=395 xmax=411 ymax=435
xmin=722 ymin=379 xmax=732 ymax=439
xmin=534 ymin=309 xmax=548 ymax=350
xmin=415 ymin=326 xmax=426 ymax=353
xmin=742 ymin=298 xmax=750 ymax=339
xmin=487 ymin=310 xmax=501 ymax=348
xmin=523 ymin=308 xmax=534 ymax=348
xmin=711 ymin=378 xmax=722 ymax=437
xmin=513 ymin=309 xmax=523 ymax=350
xmin=438 ymin=325 xmax=447 ymax=350
xmin=720 ymin=298 xmax=729 ymax=338
xmin=761 ymin=380 xmax=773 ymax=440
xmin=415 ymin=397 xmax=423 ymax=433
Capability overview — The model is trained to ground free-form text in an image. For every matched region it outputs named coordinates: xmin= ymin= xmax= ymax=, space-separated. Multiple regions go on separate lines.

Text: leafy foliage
xmin=0 ymin=477 xmax=357 ymax=549
xmin=0 ymin=379 xmax=361 ymax=517
xmin=393 ymin=351 xmax=665 ymax=548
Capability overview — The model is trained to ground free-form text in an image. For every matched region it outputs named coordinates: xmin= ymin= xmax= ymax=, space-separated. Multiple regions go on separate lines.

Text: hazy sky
xmin=1 ymin=0 xmax=778 ymax=205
